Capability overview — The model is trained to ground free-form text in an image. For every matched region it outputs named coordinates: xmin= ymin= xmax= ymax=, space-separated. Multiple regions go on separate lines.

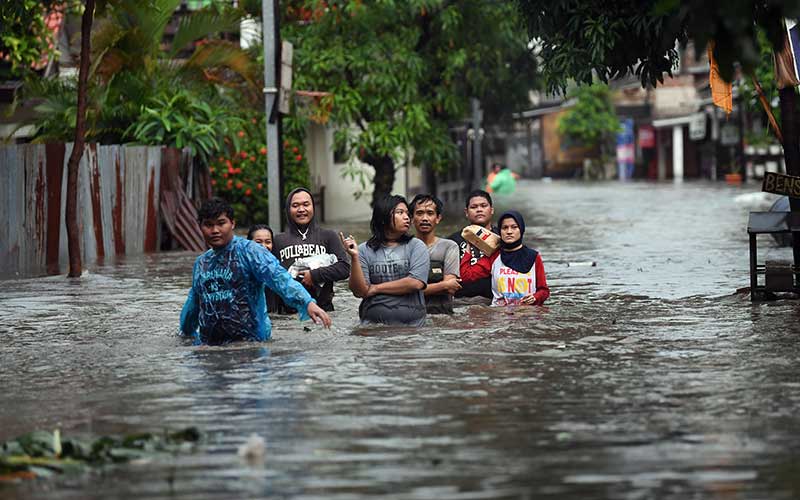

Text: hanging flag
xmin=708 ymin=41 xmax=732 ymax=114
xmin=774 ymin=18 xmax=800 ymax=89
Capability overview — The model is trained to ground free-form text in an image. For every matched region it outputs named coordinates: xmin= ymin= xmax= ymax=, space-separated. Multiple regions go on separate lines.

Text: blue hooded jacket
xmin=180 ymin=236 xmax=314 ymax=344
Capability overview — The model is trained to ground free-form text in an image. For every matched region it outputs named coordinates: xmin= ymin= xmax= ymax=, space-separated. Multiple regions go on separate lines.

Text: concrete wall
xmin=305 ymin=123 xmax=420 ymax=222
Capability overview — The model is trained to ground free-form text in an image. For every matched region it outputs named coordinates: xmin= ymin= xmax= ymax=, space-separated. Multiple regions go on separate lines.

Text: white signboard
xmin=720 ymin=123 xmax=740 ymax=146
xmin=689 ymin=112 xmax=707 ymax=141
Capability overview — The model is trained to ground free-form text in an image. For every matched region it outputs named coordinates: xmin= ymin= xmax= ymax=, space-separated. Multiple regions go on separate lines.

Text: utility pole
xmin=262 ymin=0 xmax=281 ymax=230
xmin=471 ymin=98 xmax=484 ymax=190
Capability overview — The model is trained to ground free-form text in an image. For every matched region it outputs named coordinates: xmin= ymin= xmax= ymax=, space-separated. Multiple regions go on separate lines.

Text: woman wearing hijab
xmin=491 ymin=210 xmax=549 ymax=307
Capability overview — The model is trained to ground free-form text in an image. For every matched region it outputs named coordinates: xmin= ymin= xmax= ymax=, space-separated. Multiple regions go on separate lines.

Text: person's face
xmin=500 ymin=218 xmax=521 ymax=245
xmin=289 ymin=191 xmax=314 ymax=226
xmin=389 ymin=202 xmax=411 ymax=235
xmin=201 ymin=214 xmax=235 ymax=249
xmin=412 ymin=200 xmax=441 ymax=236
xmin=464 ymin=196 xmax=493 ymax=227
xmin=251 ymin=229 xmax=272 ymax=251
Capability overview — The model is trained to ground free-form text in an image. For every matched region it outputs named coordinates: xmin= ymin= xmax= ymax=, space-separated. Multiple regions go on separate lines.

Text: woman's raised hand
xmin=339 ymin=232 xmax=359 ymax=258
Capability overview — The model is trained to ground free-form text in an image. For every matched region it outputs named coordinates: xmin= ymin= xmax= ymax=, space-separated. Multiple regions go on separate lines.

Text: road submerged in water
xmin=1 ymin=180 xmax=799 ymax=499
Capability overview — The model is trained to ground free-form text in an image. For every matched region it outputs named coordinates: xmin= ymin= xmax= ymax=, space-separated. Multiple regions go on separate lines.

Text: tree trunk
xmin=364 ymin=153 xmax=395 ymax=208
xmin=65 ymin=0 xmax=95 ymax=278
xmin=778 ymin=87 xmax=800 ymax=287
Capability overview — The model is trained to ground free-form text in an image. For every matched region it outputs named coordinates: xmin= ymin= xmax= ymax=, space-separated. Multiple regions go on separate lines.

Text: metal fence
xmin=0 ymin=143 xmax=206 ymax=279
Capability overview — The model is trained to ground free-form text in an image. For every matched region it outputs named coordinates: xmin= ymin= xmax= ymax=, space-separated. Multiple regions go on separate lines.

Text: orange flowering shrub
xmin=208 ymin=114 xmax=309 ymax=225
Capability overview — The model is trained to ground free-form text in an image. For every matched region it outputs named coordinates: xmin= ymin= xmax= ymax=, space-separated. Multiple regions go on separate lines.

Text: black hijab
xmin=497 ymin=210 xmax=538 ymax=274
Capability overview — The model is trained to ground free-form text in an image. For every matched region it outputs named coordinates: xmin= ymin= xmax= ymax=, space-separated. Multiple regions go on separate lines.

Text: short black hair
xmin=409 ymin=193 xmax=444 ymax=216
xmin=367 ymin=194 xmax=412 ymax=250
xmin=197 ymin=198 xmax=234 ymax=223
xmin=465 ymin=189 xmax=492 ymax=208
xmin=247 ymin=224 xmax=273 ymax=240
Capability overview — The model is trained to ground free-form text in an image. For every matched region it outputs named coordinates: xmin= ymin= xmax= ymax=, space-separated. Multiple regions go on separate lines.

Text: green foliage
xmin=208 ymin=113 xmax=310 ymax=226
xmin=283 ymin=0 xmax=538 ymax=201
xmin=22 ymin=0 xmax=311 ymax=225
xmin=24 ymin=76 xmax=80 ymax=142
xmin=128 ymin=87 xmax=245 ymax=164
xmin=557 ymin=83 xmax=621 ymax=149
xmin=739 ymin=26 xmax=781 ymax=144
xmin=518 ymin=0 xmax=800 ymax=94
xmin=0 ymin=0 xmax=61 ymax=78
xmin=26 ymin=1 xmax=259 ymax=161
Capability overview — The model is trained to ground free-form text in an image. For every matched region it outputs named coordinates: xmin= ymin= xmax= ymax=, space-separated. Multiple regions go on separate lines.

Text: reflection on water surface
xmin=1 ymin=181 xmax=799 ymax=499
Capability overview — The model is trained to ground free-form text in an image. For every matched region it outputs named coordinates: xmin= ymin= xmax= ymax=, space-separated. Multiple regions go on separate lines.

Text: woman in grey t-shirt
xmin=340 ymin=195 xmax=429 ymax=326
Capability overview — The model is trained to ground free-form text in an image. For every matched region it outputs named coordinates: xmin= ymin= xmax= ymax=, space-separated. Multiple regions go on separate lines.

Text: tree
xmin=558 ymin=83 xmax=621 ymax=152
xmin=518 ymin=0 xmax=800 ymax=93
xmin=283 ymin=0 xmax=538 ymax=206
xmin=64 ymin=0 xmax=105 ymax=277
xmin=29 ymin=0 xmax=258 ymax=148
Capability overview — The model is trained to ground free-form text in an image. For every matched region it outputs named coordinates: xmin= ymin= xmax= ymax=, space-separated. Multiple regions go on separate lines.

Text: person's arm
xmin=245 ymin=242 xmax=331 ymax=326
xmin=424 ymin=276 xmax=460 ymax=296
xmin=309 ymin=231 xmax=351 ymax=284
xmin=459 ymin=248 xmax=496 ymax=282
xmin=425 ymin=241 xmax=461 ymax=296
xmin=520 ymin=254 xmax=550 ymax=306
xmin=179 ymin=287 xmax=199 ymax=336
xmin=369 ymin=277 xmax=426 ymax=296
xmin=367 ymin=240 xmax=428 ymax=296
xmin=340 ymin=233 xmax=370 ymax=298
xmin=532 ymin=254 xmax=550 ymax=305
xmin=179 ymin=261 xmax=200 ymax=337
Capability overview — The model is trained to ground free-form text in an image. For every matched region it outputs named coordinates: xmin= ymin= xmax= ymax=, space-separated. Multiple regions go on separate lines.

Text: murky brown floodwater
xmin=2 ymin=180 xmax=799 ymax=499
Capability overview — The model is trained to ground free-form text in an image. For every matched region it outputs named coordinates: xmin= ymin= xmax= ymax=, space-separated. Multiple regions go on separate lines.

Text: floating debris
xmin=237 ymin=434 xmax=266 ymax=464
xmin=0 ymin=427 xmax=201 ymax=483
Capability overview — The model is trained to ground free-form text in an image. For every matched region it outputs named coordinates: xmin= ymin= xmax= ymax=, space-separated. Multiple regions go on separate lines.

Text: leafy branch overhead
xmin=557 ymin=84 xmax=621 ymax=149
xmin=517 ymin=0 xmax=800 ymax=94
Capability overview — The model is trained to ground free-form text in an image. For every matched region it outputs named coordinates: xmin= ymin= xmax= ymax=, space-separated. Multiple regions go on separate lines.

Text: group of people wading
xmin=180 ymin=188 xmax=549 ymax=345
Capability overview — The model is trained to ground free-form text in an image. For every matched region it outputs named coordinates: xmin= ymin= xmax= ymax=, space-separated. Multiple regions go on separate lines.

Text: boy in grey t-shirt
xmin=410 ymin=194 xmax=461 ymax=314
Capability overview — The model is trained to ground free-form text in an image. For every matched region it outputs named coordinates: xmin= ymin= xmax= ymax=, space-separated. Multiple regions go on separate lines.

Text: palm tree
xmin=30 ymin=0 xmax=260 ymax=146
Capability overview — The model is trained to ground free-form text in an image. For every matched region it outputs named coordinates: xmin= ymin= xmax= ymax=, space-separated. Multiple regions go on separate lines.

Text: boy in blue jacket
xmin=180 ymin=198 xmax=331 ymax=345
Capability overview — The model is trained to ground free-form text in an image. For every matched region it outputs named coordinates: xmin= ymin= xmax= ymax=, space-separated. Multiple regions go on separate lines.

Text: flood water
xmin=2 ymin=180 xmax=799 ymax=499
